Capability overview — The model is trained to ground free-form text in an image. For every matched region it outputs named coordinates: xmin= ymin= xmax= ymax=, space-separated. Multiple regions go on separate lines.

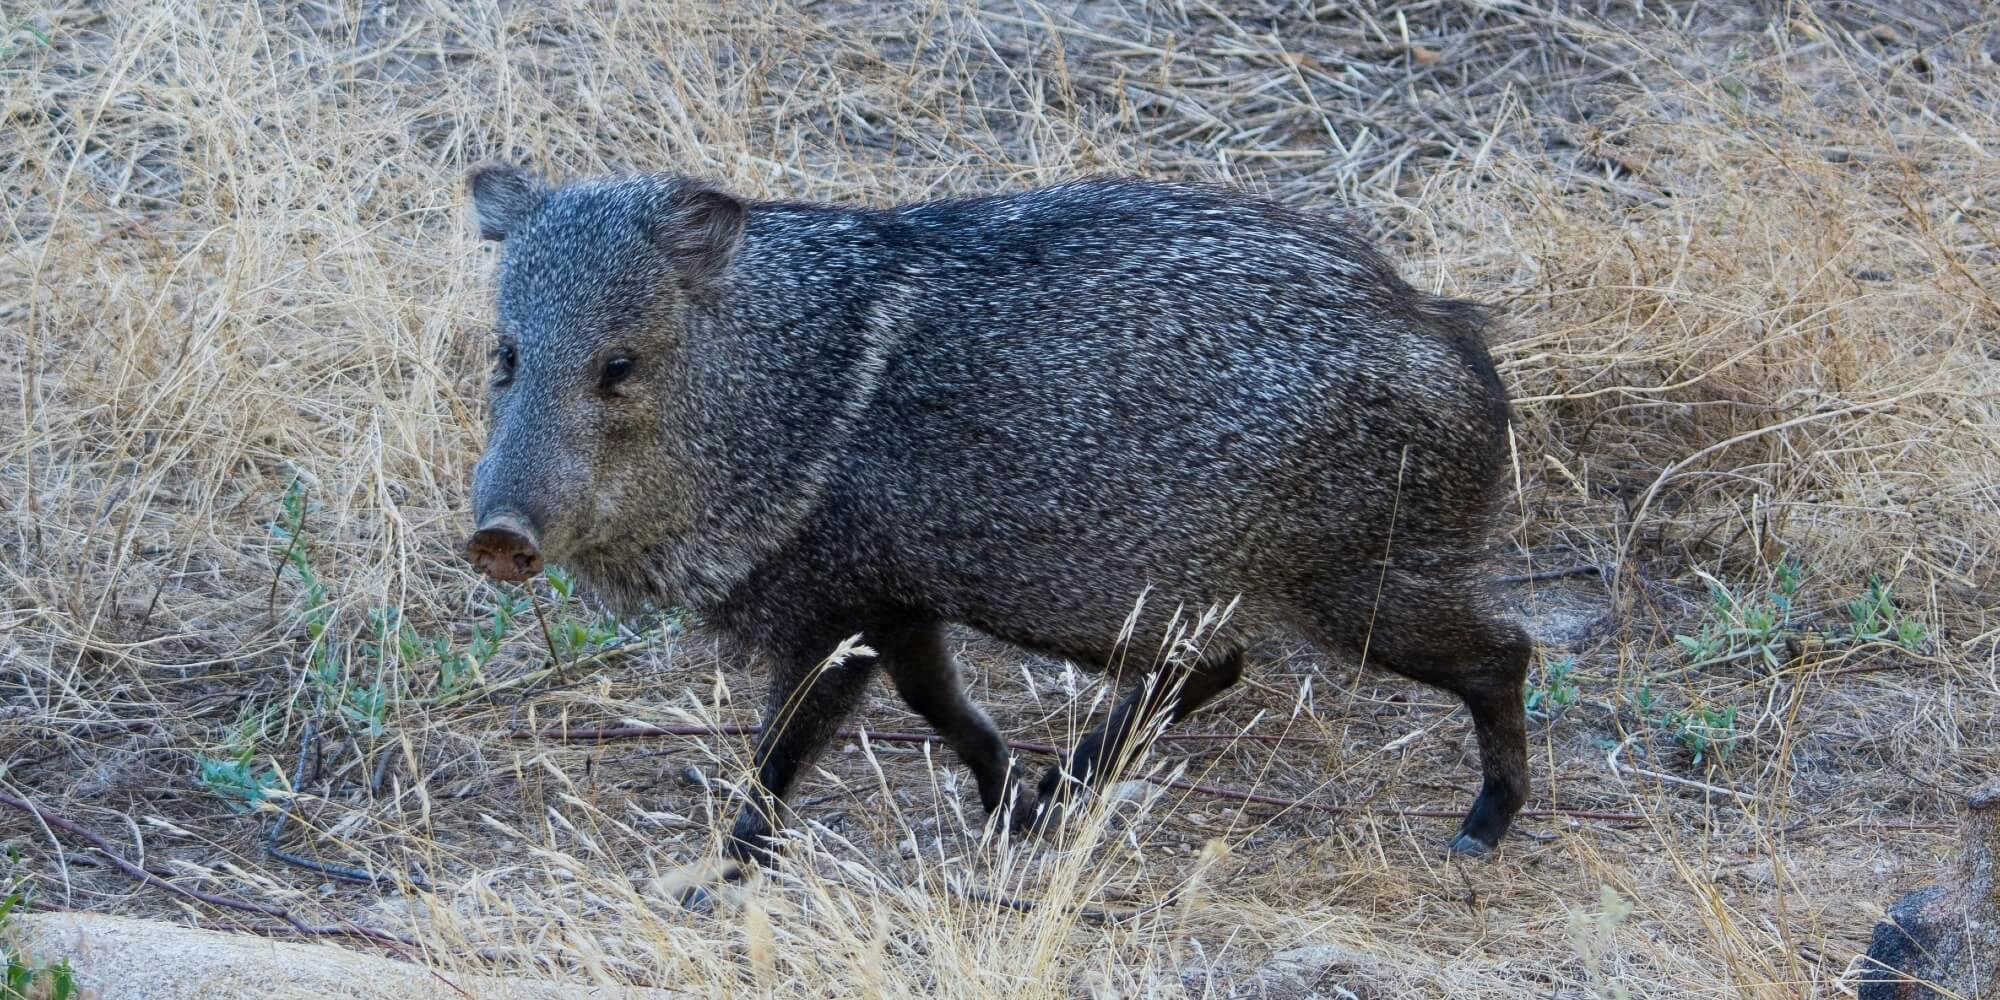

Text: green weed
xmin=1525 ymin=655 xmax=1581 ymax=721
xmin=1847 ymin=575 xmax=1929 ymax=651
xmin=1674 ymin=562 xmax=1929 ymax=672
xmin=0 ymin=20 xmax=52 ymax=59
xmin=1624 ymin=686 xmax=1739 ymax=770
xmin=1662 ymin=703 xmax=1739 ymax=767
xmin=194 ymin=706 xmax=283 ymax=814
xmin=2 ymin=850 xmax=78 ymax=1000
xmin=265 ymin=479 xmax=659 ymax=721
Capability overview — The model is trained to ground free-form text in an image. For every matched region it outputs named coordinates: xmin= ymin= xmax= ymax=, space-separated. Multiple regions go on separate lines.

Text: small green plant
xmin=1628 ymin=684 xmax=1658 ymax=717
xmin=0 ymin=21 xmax=53 ymax=59
xmin=1773 ymin=559 xmax=1806 ymax=602
xmin=1674 ymin=571 xmax=1795 ymax=671
xmin=195 ymin=706 xmax=283 ymax=813
xmin=1525 ymin=655 xmax=1580 ymax=721
xmin=2 ymin=888 xmax=77 ymax=1000
xmin=545 ymin=569 xmax=621 ymax=659
xmin=1847 ymin=575 xmax=1928 ymax=652
xmin=1673 ymin=562 xmax=1930 ymax=672
xmin=2 ymin=847 xmax=77 ymax=1000
xmin=268 ymin=480 xmax=636 ymax=723
xmin=1662 ymin=703 xmax=1739 ymax=767
xmin=1624 ymin=686 xmax=1739 ymax=770
xmin=272 ymin=478 xmax=352 ymax=713
xmin=341 ymin=681 xmax=388 ymax=737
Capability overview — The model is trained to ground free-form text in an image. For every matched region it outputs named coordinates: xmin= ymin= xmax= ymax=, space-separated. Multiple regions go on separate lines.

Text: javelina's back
xmin=462 ymin=167 xmax=1532 ymax=877
xmin=764 ymin=180 xmax=1511 ymax=655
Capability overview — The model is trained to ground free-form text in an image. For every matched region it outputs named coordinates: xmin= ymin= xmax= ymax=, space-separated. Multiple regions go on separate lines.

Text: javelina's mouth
xmin=465 ymin=514 xmax=543 ymax=581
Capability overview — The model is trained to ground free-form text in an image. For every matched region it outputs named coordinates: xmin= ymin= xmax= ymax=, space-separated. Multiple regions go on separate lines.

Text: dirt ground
xmin=4 ymin=2 xmax=1999 ymax=997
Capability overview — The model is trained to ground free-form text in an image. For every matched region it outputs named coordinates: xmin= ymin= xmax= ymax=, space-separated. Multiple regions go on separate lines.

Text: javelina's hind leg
xmin=1448 ymin=625 xmax=1532 ymax=855
xmin=726 ymin=639 xmax=880 ymax=868
xmin=875 ymin=622 xmax=1027 ymax=830
xmin=1028 ymin=648 xmax=1246 ymax=831
xmin=1310 ymin=583 xmax=1531 ymax=857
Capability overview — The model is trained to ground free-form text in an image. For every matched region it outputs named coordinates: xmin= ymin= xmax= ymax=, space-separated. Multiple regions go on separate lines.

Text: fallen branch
xmin=0 ymin=793 xmax=425 ymax=953
xmin=516 ymin=724 xmax=1645 ymax=825
xmin=1151 ymin=776 xmax=1643 ymax=824
xmin=264 ymin=716 xmax=430 ymax=890
xmin=1497 ymin=564 xmax=1606 ymax=584
xmin=516 ymin=724 xmax=1328 ymax=752
xmin=431 ymin=636 xmax=654 ymax=709
xmin=947 ymin=880 xmax=1185 ymax=925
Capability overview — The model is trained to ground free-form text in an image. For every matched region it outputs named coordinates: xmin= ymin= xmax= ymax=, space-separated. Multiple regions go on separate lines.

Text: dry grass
xmin=3 ymin=1 xmax=1998 ymax=997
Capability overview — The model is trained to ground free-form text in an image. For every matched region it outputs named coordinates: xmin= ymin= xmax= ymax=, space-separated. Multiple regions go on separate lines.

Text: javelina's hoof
xmin=656 ymin=858 xmax=744 ymax=915
xmin=724 ymin=813 xmax=780 ymax=870
xmin=1447 ymin=832 xmax=1494 ymax=859
xmin=674 ymin=865 xmax=746 ymax=914
xmin=723 ymin=837 xmax=775 ymax=872
xmin=675 ymin=883 xmax=720 ymax=914
xmin=1001 ymin=794 xmax=1046 ymax=839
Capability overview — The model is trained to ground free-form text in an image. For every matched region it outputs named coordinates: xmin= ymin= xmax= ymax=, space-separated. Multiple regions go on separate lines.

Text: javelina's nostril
xmin=464 ymin=516 xmax=542 ymax=582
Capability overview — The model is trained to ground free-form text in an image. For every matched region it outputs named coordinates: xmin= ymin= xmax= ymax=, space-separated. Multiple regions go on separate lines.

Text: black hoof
xmin=1448 ymin=832 xmax=1495 ymax=858
xmin=1000 ymin=795 xmax=1044 ymax=838
xmin=675 ymin=883 xmax=720 ymax=913
xmin=724 ymin=828 xmax=777 ymax=870
xmin=673 ymin=861 xmax=745 ymax=914
xmin=1009 ymin=764 xmax=1090 ymax=837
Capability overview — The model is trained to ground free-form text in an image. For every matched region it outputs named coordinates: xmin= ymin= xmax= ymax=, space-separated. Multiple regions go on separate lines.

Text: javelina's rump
xmin=461 ymin=166 xmax=1532 ymax=869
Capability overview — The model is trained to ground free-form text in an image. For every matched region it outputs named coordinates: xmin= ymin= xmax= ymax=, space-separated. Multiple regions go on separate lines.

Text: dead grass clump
xmin=1420 ymin=14 xmax=2000 ymax=613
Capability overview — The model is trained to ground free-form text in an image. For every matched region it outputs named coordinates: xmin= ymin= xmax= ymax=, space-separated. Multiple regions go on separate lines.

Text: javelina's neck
xmin=608 ymin=203 xmax=908 ymax=621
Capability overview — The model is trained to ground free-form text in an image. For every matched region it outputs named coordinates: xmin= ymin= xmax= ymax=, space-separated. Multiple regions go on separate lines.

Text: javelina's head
xmin=461 ymin=164 xmax=745 ymax=587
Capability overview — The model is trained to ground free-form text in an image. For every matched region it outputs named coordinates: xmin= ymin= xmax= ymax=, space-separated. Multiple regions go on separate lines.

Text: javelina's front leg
xmin=1028 ymin=649 xmax=1246 ymax=829
xmin=725 ymin=646 xmax=880 ymax=868
xmin=873 ymin=621 xmax=1028 ymax=825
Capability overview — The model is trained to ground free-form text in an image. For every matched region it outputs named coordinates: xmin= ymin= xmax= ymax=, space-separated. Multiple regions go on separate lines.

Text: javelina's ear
xmin=467 ymin=163 xmax=544 ymax=242
xmin=654 ymin=183 xmax=746 ymax=288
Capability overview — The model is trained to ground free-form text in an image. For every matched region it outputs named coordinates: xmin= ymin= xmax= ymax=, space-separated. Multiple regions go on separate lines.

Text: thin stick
xmin=0 ymin=792 xmax=424 ymax=952
xmin=526 ymin=584 xmax=563 ymax=668
xmin=264 ymin=717 xmax=429 ymax=889
xmin=515 ymin=723 xmax=1060 ymax=756
xmin=265 ymin=478 xmax=307 ymax=624
xmin=513 ymin=724 xmax=1645 ymax=824
xmin=1155 ymin=777 xmax=1642 ymax=823
xmin=512 ymin=723 xmax=1324 ymax=751
xmin=1497 ymin=564 xmax=1605 ymax=584
xmin=947 ymin=880 xmax=1184 ymax=925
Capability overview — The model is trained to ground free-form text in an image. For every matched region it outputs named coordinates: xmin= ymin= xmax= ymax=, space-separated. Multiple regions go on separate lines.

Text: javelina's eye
xmin=599 ymin=354 xmax=635 ymax=391
xmin=492 ymin=342 xmax=517 ymax=387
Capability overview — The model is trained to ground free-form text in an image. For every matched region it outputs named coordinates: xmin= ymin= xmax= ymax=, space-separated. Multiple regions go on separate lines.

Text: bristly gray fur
xmin=465 ymin=164 xmax=1534 ymax=870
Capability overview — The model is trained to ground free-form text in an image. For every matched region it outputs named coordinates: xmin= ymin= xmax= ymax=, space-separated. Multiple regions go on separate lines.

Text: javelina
xmin=461 ymin=164 xmax=1532 ymax=867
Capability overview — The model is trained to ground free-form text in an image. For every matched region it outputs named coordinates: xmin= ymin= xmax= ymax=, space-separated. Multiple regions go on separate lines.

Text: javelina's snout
xmin=465 ymin=514 xmax=543 ymax=582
